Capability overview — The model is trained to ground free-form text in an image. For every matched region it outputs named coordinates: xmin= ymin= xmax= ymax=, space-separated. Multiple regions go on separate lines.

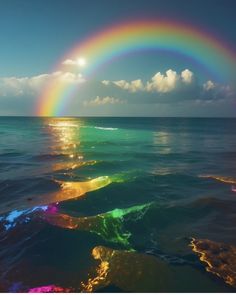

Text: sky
xmin=0 ymin=0 xmax=236 ymax=116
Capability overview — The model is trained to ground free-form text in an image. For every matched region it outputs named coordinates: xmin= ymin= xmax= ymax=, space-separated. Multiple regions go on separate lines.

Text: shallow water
xmin=0 ymin=117 xmax=236 ymax=292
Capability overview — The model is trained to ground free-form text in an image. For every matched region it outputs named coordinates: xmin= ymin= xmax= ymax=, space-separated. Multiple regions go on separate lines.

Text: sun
xmin=77 ymin=57 xmax=86 ymax=67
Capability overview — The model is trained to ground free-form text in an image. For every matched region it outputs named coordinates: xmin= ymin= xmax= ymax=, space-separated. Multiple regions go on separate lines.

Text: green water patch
xmin=43 ymin=202 xmax=153 ymax=249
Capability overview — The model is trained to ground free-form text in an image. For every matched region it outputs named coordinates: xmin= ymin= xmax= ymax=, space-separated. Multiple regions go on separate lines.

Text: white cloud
xmin=62 ymin=59 xmax=77 ymax=66
xmin=0 ymin=72 xmax=85 ymax=97
xmin=56 ymin=72 xmax=84 ymax=84
xmin=113 ymin=79 xmax=144 ymax=92
xmin=181 ymin=69 xmax=194 ymax=84
xmin=62 ymin=58 xmax=86 ymax=67
xmin=107 ymin=69 xmax=195 ymax=94
xmin=146 ymin=69 xmax=179 ymax=93
xmin=203 ymin=80 xmax=215 ymax=91
xmin=102 ymin=80 xmax=110 ymax=86
xmin=84 ymin=96 xmax=125 ymax=106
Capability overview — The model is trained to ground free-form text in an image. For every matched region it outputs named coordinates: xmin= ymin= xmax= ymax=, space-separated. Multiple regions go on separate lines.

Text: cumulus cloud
xmin=203 ymin=80 xmax=215 ymax=91
xmin=101 ymin=69 xmax=234 ymax=103
xmin=105 ymin=69 xmax=196 ymax=94
xmin=146 ymin=69 xmax=179 ymax=93
xmin=0 ymin=72 xmax=85 ymax=97
xmin=102 ymin=80 xmax=110 ymax=86
xmin=113 ymin=79 xmax=144 ymax=92
xmin=84 ymin=96 xmax=125 ymax=106
xmin=181 ymin=69 xmax=194 ymax=84
xmin=102 ymin=79 xmax=145 ymax=92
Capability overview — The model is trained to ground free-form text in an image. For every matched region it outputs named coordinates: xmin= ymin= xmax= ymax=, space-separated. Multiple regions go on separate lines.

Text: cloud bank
xmin=101 ymin=69 xmax=234 ymax=103
xmin=84 ymin=96 xmax=125 ymax=106
xmin=0 ymin=68 xmax=235 ymax=116
xmin=0 ymin=71 xmax=85 ymax=97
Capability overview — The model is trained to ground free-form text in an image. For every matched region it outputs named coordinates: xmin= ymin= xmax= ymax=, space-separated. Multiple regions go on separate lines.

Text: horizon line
xmin=0 ymin=115 xmax=236 ymax=119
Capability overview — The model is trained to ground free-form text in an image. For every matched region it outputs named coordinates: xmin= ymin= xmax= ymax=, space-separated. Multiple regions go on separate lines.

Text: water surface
xmin=0 ymin=117 xmax=236 ymax=292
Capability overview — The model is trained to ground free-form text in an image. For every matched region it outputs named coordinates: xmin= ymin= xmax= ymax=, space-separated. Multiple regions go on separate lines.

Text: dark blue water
xmin=0 ymin=117 xmax=236 ymax=292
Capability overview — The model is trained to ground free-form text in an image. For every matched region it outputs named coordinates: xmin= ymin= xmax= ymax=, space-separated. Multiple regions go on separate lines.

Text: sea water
xmin=0 ymin=117 xmax=236 ymax=292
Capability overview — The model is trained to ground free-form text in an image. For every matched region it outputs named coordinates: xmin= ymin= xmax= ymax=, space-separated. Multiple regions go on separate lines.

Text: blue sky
xmin=0 ymin=0 xmax=236 ymax=116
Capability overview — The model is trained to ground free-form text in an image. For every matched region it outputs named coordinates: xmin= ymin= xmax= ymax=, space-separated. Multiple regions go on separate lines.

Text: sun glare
xmin=77 ymin=57 xmax=86 ymax=67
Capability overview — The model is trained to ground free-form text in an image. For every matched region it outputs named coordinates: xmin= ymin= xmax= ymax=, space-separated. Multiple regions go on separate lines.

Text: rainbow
xmin=36 ymin=20 xmax=236 ymax=116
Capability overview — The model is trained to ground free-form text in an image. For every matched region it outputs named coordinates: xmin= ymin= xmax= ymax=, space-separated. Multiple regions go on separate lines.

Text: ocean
xmin=0 ymin=117 xmax=236 ymax=292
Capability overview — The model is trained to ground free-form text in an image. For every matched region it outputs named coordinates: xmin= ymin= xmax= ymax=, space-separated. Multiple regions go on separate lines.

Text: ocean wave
xmin=199 ymin=174 xmax=236 ymax=184
xmin=41 ymin=202 xmax=152 ymax=248
xmin=0 ymin=176 xmax=112 ymax=215
xmin=94 ymin=127 xmax=118 ymax=131
xmin=80 ymin=125 xmax=118 ymax=131
xmin=0 ymin=205 xmax=51 ymax=231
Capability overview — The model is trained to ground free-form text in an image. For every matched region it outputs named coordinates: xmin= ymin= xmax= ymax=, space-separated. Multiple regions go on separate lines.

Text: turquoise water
xmin=0 ymin=117 xmax=236 ymax=292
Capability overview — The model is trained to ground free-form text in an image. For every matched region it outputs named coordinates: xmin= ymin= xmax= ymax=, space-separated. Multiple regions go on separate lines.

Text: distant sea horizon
xmin=1 ymin=115 xmax=236 ymax=118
